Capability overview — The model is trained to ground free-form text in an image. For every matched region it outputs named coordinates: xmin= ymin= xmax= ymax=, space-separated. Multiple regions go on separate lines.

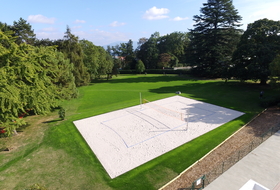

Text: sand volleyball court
xmin=73 ymin=96 xmax=244 ymax=178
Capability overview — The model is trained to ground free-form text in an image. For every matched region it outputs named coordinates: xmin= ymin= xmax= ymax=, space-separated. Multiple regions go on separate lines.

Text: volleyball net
xmin=143 ymin=99 xmax=183 ymax=121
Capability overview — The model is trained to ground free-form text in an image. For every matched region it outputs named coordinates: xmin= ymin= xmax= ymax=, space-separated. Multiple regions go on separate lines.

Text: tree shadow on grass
xmin=42 ymin=118 xmax=62 ymax=123
xmin=92 ymin=75 xmax=199 ymax=84
xmin=148 ymin=81 xmax=265 ymax=106
xmin=147 ymin=81 xmax=273 ymax=139
xmin=16 ymin=123 xmax=31 ymax=132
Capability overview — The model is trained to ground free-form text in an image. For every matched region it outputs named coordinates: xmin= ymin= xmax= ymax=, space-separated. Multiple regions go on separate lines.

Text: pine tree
xmin=34 ymin=46 xmax=78 ymax=99
xmin=10 ymin=18 xmax=36 ymax=45
xmin=189 ymin=0 xmax=242 ymax=77
xmin=59 ymin=26 xmax=90 ymax=86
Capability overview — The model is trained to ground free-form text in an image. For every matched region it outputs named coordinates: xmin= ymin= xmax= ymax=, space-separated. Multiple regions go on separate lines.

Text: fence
xmin=181 ymin=123 xmax=280 ymax=190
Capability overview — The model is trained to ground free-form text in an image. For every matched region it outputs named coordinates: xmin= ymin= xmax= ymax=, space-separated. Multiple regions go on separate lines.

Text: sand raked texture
xmin=73 ymin=96 xmax=244 ymax=178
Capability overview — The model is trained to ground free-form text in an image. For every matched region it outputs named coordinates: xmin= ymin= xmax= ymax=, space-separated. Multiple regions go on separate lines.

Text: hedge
xmin=119 ymin=69 xmax=190 ymax=75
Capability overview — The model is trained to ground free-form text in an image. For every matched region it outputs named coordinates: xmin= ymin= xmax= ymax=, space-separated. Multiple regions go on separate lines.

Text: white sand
xmin=73 ymin=96 xmax=244 ymax=178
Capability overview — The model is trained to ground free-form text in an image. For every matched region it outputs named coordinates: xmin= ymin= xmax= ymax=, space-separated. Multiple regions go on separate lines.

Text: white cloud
xmin=35 ymin=31 xmax=62 ymax=40
xmin=74 ymin=19 xmax=86 ymax=24
xmin=143 ymin=6 xmax=170 ymax=20
xmin=40 ymin=27 xmax=57 ymax=32
xmin=27 ymin=14 xmax=55 ymax=24
xmin=110 ymin=21 xmax=126 ymax=27
xmin=35 ymin=26 xmax=130 ymax=46
xmin=72 ymin=26 xmax=82 ymax=29
xmin=171 ymin=16 xmax=189 ymax=21
xmin=89 ymin=29 xmax=130 ymax=45
xmin=237 ymin=0 xmax=280 ymax=29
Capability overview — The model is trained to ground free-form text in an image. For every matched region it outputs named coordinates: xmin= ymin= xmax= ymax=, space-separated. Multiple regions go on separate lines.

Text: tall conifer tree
xmin=59 ymin=26 xmax=90 ymax=86
xmin=189 ymin=0 xmax=242 ymax=77
xmin=10 ymin=18 xmax=36 ymax=45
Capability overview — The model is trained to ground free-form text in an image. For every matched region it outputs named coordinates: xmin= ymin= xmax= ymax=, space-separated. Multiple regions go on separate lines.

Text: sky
xmin=1 ymin=0 xmax=279 ymax=47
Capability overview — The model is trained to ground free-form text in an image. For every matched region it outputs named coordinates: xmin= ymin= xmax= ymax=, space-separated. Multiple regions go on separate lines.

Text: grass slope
xmin=0 ymin=74 xmax=274 ymax=190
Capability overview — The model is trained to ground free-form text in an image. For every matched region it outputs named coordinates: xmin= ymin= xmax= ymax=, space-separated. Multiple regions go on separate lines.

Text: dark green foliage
xmin=137 ymin=32 xmax=160 ymax=69
xmin=0 ymin=30 xmax=77 ymax=136
xmin=10 ymin=18 xmax=36 ymax=45
xmin=232 ymin=19 xmax=280 ymax=84
xmin=109 ymin=32 xmax=189 ymax=70
xmin=112 ymin=58 xmax=122 ymax=76
xmin=95 ymin=46 xmax=114 ymax=78
xmin=259 ymin=95 xmax=280 ymax=108
xmin=0 ymin=22 xmax=11 ymax=32
xmin=79 ymin=39 xmax=99 ymax=80
xmin=108 ymin=39 xmax=136 ymax=69
xmin=188 ymin=0 xmax=242 ymax=77
xmin=157 ymin=32 xmax=189 ymax=64
xmin=38 ymin=47 xmax=78 ymax=100
xmin=34 ymin=38 xmax=55 ymax=47
xmin=270 ymin=54 xmax=280 ymax=83
xmin=157 ymin=53 xmax=179 ymax=68
xmin=120 ymin=39 xmax=135 ymax=69
xmin=119 ymin=69 xmax=190 ymax=75
xmin=58 ymin=26 xmax=90 ymax=87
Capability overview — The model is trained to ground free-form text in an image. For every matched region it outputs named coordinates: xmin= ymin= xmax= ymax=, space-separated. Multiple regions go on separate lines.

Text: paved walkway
xmin=204 ymin=130 xmax=280 ymax=190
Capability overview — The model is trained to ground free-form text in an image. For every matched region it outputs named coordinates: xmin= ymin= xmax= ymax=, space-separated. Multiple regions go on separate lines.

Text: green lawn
xmin=0 ymin=74 xmax=276 ymax=190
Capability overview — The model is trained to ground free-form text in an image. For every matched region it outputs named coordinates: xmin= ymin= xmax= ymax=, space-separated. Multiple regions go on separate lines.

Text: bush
xmin=58 ymin=107 xmax=66 ymax=120
xmin=119 ymin=69 xmax=190 ymax=75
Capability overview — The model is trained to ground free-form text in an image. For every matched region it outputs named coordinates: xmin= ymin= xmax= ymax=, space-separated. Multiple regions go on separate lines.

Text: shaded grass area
xmin=1 ymin=74 xmax=277 ymax=190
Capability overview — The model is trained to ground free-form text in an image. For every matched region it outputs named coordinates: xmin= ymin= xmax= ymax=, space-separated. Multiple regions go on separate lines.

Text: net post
xmin=140 ymin=92 xmax=142 ymax=109
xmin=186 ymin=108 xmax=189 ymax=131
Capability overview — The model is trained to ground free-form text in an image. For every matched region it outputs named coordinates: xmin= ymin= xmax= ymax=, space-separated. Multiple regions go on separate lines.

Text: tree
xmin=80 ymin=40 xmax=115 ymax=79
xmin=270 ymin=54 xmax=280 ymax=83
xmin=0 ymin=22 xmax=10 ymax=32
xmin=0 ymin=31 xmax=59 ymax=135
xmin=157 ymin=53 xmax=172 ymax=68
xmin=136 ymin=37 xmax=148 ymax=52
xmin=0 ymin=30 xmax=77 ymax=136
xmin=95 ymin=46 xmax=114 ymax=78
xmin=10 ymin=18 xmax=36 ymax=45
xmin=112 ymin=58 xmax=122 ymax=76
xmin=59 ymin=107 xmax=66 ymax=120
xmin=79 ymin=39 xmax=100 ymax=80
xmin=40 ymin=46 xmax=78 ymax=100
xmin=157 ymin=32 xmax=189 ymax=64
xmin=34 ymin=38 xmax=55 ymax=46
xmin=116 ymin=39 xmax=135 ymax=69
xmin=136 ymin=60 xmax=145 ymax=74
xmin=189 ymin=0 xmax=242 ymax=77
xmin=58 ymin=26 xmax=90 ymax=86
xmin=231 ymin=19 xmax=280 ymax=84
xmin=137 ymin=32 xmax=160 ymax=69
